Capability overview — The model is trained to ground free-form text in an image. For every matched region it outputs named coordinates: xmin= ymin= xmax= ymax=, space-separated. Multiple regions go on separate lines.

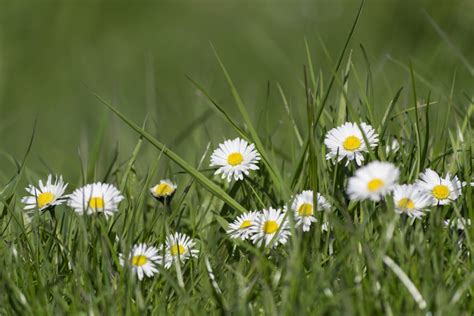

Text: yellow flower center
xmin=432 ymin=184 xmax=449 ymax=200
xmin=298 ymin=203 xmax=313 ymax=216
xmin=89 ymin=197 xmax=105 ymax=210
xmin=171 ymin=244 xmax=185 ymax=256
xmin=154 ymin=183 xmax=174 ymax=196
xmin=239 ymin=220 xmax=252 ymax=229
xmin=263 ymin=220 xmax=279 ymax=234
xmin=37 ymin=192 xmax=55 ymax=208
xmin=397 ymin=198 xmax=415 ymax=210
xmin=132 ymin=255 xmax=148 ymax=266
xmin=343 ymin=135 xmax=361 ymax=151
xmin=227 ymin=152 xmax=244 ymax=166
xmin=367 ymin=178 xmax=384 ymax=192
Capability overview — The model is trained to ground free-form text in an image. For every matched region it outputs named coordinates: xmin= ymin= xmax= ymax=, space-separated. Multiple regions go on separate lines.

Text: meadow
xmin=0 ymin=0 xmax=473 ymax=314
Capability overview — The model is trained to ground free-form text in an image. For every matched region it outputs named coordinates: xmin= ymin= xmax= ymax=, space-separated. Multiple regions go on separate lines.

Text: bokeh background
xmin=0 ymin=0 xmax=472 ymax=183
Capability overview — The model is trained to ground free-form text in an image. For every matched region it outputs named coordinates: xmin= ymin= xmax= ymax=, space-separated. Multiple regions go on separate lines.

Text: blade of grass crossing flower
xmin=94 ymin=92 xmax=248 ymax=214
xmin=356 ymin=122 xmax=376 ymax=161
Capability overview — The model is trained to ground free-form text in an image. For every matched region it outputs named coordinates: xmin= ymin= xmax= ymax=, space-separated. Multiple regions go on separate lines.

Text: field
xmin=0 ymin=0 xmax=473 ymax=314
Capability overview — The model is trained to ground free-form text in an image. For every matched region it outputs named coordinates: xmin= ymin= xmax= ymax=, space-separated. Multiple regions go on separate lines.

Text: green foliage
xmin=0 ymin=1 xmax=473 ymax=314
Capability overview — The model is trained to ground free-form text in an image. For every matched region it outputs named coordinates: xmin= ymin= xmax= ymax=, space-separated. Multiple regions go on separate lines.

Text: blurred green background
xmin=0 ymin=0 xmax=472 ymax=183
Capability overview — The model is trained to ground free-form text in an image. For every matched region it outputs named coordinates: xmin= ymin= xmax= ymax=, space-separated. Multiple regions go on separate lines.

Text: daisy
xmin=21 ymin=174 xmax=68 ymax=211
xmin=150 ymin=179 xmax=177 ymax=202
xmin=385 ymin=138 xmax=400 ymax=156
xmin=416 ymin=169 xmax=463 ymax=206
xmin=68 ymin=182 xmax=124 ymax=217
xmin=163 ymin=232 xmax=199 ymax=269
xmin=120 ymin=243 xmax=160 ymax=280
xmin=347 ymin=161 xmax=399 ymax=202
xmin=321 ymin=221 xmax=331 ymax=232
xmin=227 ymin=211 xmax=259 ymax=240
xmin=291 ymin=190 xmax=331 ymax=232
xmin=210 ymin=138 xmax=261 ymax=182
xmin=324 ymin=122 xmax=379 ymax=166
xmin=392 ymin=184 xmax=432 ymax=218
xmin=444 ymin=217 xmax=471 ymax=231
xmin=250 ymin=207 xmax=290 ymax=248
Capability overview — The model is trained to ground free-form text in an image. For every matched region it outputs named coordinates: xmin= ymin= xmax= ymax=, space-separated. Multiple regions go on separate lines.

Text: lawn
xmin=0 ymin=0 xmax=473 ymax=314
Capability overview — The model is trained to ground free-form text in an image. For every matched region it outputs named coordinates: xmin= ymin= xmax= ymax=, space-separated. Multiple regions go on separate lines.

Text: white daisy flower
xmin=392 ymin=184 xmax=432 ymax=218
xmin=385 ymin=138 xmax=400 ymax=156
xmin=68 ymin=182 xmax=124 ymax=217
xmin=347 ymin=161 xmax=400 ymax=202
xmin=321 ymin=221 xmax=331 ymax=232
xmin=227 ymin=211 xmax=259 ymax=240
xmin=210 ymin=138 xmax=261 ymax=182
xmin=250 ymin=207 xmax=290 ymax=248
xmin=291 ymin=190 xmax=331 ymax=232
xmin=324 ymin=122 xmax=379 ymax=166
xmin=163 ymin=232 xmax=199 ymax=269
xmin=120 ymin=243 xmax=160 ymax=280
xmin=444 ymin=218 xmax=471 ymax=231
xmin=150 ymin=179 xmax=177 ymax=202
xmin=21 ymin=174 xmax=68 ymax=211
xmin=416 ymin=169 xmax=463 ymax=206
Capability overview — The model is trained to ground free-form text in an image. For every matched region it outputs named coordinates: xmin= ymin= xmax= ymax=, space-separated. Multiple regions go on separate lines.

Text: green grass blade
xmin=379 ymin=87 xmax=403 ymax=140
xmin=313 ymin=0 xmax=365 ymax=127
xmin=186 ymin=75 xmax=248 ymax=140
xmin=409 ymin=63 xmax=422 ymax=177
xmin=420 ymin=90 xmax=431 ymax=170
xmin=277 ymin=82 xmax=303 ymax=146
xmin=337 ymin=49 xmax=353 ymax=125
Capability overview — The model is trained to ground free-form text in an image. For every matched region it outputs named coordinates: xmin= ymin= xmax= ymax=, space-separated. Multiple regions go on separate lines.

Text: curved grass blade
xmin=186 ymin=75 xmax=248 ymax=139
xmin=313 ymin=0 xmax=365 ymax=128
xmin=379 ymin=87 xmax=403 ymax=141
xmin=420 ymin=90 xmax=431 ymax=170
xmin=409 ymin=63 xmax=422 ymax=177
